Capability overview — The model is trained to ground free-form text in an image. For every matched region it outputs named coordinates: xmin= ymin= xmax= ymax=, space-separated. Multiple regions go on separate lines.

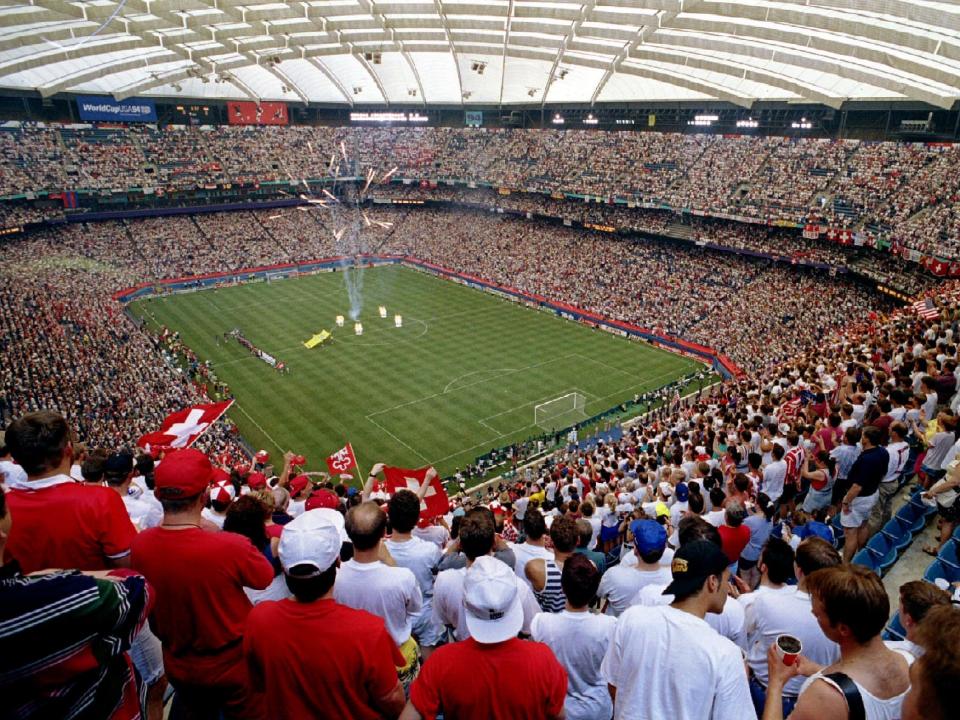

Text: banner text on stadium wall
xmin=76 ymin=96 xmax=157 ymax=123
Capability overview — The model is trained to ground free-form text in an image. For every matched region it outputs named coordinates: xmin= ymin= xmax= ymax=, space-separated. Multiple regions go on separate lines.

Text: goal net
xmin=534 ymin=392 xmax=588 ymax=431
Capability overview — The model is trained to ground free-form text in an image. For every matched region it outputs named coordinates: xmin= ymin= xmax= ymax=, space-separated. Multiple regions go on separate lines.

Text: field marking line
xmin=365 ymin=415 xmax=432 ymax=465
xmin=232 ymin=403 xmax=286 ymax=453
xmin=367 ymin=354 xmax=580 ymax=419
xmin=430 ymin=430 xmax=510 ymax=465
xmin=443 ymin=368 xmax=518 ymax=394
xmin=481 ymin=386 xmax=593 ymax=423
xmin=570 ymin=353 xmax=644 ymax=381
xmin=328 ymin=316 xmax=429 ymax=347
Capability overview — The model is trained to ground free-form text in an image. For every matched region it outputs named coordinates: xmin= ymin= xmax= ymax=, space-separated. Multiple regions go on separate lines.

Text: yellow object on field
xmin=303 ymin=330 xmax=331 ymax=349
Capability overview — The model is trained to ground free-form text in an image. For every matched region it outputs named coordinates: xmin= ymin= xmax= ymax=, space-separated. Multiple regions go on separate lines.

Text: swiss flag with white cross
xmin=382 ymin=466 xmax=450 ymax=520
xmin=137 ymin=400 xmax=234 ymax=453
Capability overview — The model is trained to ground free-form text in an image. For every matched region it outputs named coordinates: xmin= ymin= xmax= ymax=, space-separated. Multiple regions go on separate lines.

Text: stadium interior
xmin=1 ymin=1 xmax=960 ymax=719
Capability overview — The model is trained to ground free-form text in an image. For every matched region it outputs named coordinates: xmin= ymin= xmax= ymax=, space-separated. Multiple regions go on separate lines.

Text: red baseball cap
xmin=255 ymin=450 xmax=270 ymax=463
xmin=289 ymin=475 xmax=309 ymax=497
xmin=155 ymin=448 xmax=215 ymax=499
xmin=305 ymin=489 xmax=339 ymax=511
xmin=247 ymin=472 xmax=268 ymax=490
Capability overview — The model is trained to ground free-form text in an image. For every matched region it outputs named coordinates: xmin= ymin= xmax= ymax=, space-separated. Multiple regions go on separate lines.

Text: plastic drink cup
xmin=775 ymin=634 xmax=802 ymax=666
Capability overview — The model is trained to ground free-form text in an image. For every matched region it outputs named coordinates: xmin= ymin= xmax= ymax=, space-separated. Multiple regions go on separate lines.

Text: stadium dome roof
xmin=0 ymin=0 xmax=958 ymax=109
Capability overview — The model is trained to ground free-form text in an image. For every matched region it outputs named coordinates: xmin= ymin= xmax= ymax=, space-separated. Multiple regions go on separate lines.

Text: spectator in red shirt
xmin=3 ymin=411 xmax=136 ymax=572
xmin=132 ymin=448 xmax=274 ymax=720
xmin=244 ymin=509 xmax=406 ymax=719
xmin=717 ymin=501 xmax=751 ymax=567
xmin=401 ymin=555 xmax=567 ymax=720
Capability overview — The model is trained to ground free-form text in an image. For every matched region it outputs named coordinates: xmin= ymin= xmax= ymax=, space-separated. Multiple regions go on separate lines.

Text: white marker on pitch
xmin=354 ymin=322 xmax=363 ymax=336
xmin=394 ymin=315 xmax=403 ymax=328
xmin=336 ymin=315 xmax=344 ymax=327
xmin=379 ymin=305 xmax=387 ymax=318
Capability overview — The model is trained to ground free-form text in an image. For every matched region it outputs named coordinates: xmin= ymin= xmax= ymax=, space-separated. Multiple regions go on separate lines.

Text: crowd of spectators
xmin=4 ymin=279 xmax=960 ymax=719
xmin=2 ymin=123 xmax=960 ymax=258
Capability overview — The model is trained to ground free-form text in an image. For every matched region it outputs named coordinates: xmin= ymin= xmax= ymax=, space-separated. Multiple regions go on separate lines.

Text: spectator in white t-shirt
xmin=334 ymin=501 xmax=423 ymax=666
xmin=736 ymin=537 xmax=795 ymax=615
xmin=744 ymin=537 xmax=841 ymax=717
xmin=201 ymin=481 xmax=235 ymax=530
xmin=762 ymin=444 xmax=787 ymax=504
xmin=433 ymin=507 xmax=540 ymax=641
xmin=532 ymin=553 xmax=616 ymax=720
xmin=104 ymin=451 xmax=163 ymax=531
xmin=386 ymin=485 xmax=444 ymax=659
xmin=762 ymin=565 xmax=911 ymax=720
xmin=0 ymin=431 xmax=28 ymax=489
xmin=512 ymin=510 xmax=552 ymax=587
xmin=885 ymin=580 xmax=951 ymax=660
xmin=601 ymin=539 xmax=755 ymax=720
xmin=598 ymin=519 xmax=671 ymax=616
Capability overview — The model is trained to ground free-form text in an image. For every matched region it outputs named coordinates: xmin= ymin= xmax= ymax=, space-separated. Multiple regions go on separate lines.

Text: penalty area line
xmin=365 ymin=414 xmax=432 ymax=465
xmin=232 ymin=403 xmax=286 ymax=454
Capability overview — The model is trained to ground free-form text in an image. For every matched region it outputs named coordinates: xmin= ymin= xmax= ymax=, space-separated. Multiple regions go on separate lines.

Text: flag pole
xmin=349 ymin=443 xmax=365 ymax=490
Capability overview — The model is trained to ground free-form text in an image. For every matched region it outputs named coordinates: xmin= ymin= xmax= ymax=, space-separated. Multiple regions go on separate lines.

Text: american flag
xmin=912 ymin=298 xmax=939 ymax=320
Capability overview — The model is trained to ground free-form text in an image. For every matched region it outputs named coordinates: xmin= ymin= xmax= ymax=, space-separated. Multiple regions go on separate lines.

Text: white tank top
xmin=799 ymin=663 xmax=911 ymax=720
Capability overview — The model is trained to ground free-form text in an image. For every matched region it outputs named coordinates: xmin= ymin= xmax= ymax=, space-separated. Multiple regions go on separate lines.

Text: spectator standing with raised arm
xmin=385 ymin=466 xmax=444 ymax=660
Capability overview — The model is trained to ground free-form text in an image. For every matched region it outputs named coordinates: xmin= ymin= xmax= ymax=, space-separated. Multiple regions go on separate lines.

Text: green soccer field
xmin=129 ymin=265 xmax=701 ymax=479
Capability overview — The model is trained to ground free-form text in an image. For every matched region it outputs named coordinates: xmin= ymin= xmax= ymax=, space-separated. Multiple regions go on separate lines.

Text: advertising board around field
xmin=76 ymin=96 xmax=157 ymax=123
xmin=227 ymin=101 xmax=288 ymax=125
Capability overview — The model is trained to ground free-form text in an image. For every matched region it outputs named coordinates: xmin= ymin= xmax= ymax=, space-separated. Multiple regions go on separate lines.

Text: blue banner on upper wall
xmin=76 ymin=96 xmax=157 ymax=123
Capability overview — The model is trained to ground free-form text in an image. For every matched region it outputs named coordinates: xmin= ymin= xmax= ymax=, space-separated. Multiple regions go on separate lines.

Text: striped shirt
xmin=0 ymin=564 xmax=151 ymax=720
xmin=534 ymin=558 xmax=566 ymax=614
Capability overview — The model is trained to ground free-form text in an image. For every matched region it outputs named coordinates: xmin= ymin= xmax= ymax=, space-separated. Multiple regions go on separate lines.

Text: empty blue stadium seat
xmin=865 ymin=533 xmax=899 ymax=574
xmin=879 ymin=517 xmax=914 ymax=551
xmin=852 ymin=547 xmax=881 ymax=574
xmin=894 ymin=502 xmax=927 ymax=534
xmin=937 ymin=539 xmax=959 ymax=567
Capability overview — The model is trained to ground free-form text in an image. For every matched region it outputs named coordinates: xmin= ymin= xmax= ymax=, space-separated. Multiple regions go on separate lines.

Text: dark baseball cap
xmin=104 ymin=451 xmax=134 ymax=476
xmin=663 ymin=539 xmax=730 ymax=597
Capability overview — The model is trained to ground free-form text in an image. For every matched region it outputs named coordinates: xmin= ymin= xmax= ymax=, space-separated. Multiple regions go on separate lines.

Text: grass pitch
xmin=130 ymin=265 xmax=700 ymax=478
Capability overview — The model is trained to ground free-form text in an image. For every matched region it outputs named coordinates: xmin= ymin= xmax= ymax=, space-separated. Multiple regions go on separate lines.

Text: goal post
xmin=534 ymin=392 xmax=588 ymax=430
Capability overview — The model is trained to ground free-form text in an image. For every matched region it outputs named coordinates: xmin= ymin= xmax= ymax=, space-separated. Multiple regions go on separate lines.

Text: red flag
xmin=326 ymin=443 xmax=358 ymax=475
xmin=382 ymin=466 xmax=450 ymax=520
xmin=136 ymin=400 xmax=234 ymax=452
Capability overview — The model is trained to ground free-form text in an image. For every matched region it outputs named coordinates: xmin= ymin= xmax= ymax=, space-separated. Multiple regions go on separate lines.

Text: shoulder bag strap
xmin=823 ymin=672 xmax=866 ymax=720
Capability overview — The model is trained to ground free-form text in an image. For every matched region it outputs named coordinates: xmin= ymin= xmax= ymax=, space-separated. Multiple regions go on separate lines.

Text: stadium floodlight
xmin=736 ymin=118 xmax=758 ymax=128
xmin=583 ymin=114 xmax=599 ymax=125
xmin=534 ymin=392 xmax=587 ymax=430
xmin=552 ymin=113 xmax=564 ymax=125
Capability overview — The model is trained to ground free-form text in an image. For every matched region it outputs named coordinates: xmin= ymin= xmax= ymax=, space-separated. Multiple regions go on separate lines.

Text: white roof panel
xmin=0 ymin=0 xmax=953 ymax=106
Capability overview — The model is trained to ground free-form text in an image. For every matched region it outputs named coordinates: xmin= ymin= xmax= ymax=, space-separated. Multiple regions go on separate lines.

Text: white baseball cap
xmin=278 ymin=509 xmax=342 ymax=575
xmin=463 ymin=556 xmax=524 ymax=644
xmin=309 ymin=507 xmax=348 ymax=544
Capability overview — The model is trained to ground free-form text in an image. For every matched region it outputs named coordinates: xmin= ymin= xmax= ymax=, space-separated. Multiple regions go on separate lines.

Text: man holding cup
xmin=761 ymin=565 xmax=911 ymax=720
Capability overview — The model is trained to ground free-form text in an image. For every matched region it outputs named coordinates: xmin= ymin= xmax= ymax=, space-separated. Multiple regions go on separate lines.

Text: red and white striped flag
xmin=137 ymin=400 xmax=234 ymax=452
xmin=912 ymin=298 xmax=939 ymax=320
